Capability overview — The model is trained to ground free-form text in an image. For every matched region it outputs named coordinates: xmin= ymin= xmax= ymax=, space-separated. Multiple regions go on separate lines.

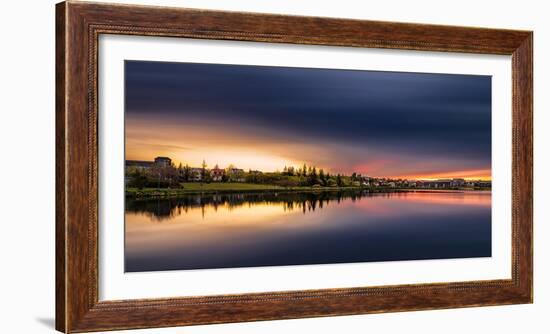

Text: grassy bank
xmin=179 ymin=182 xmax=285 ymax=191
xmin=125 ymin=182 xmax=490 ymax=199
xmin=125 ymin=183 xmax=370 ymax=199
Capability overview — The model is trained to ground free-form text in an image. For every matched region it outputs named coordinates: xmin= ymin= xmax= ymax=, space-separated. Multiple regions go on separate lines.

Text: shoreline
xmin=126 ymin=184 xmax=491 ymax=199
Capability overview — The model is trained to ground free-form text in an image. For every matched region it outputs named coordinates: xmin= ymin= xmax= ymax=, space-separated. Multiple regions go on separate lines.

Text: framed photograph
xmin=56 ymin=1 xmax=532 ymax=332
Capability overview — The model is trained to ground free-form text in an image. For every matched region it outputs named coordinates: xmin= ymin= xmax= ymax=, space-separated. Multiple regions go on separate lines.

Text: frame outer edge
xmin=58 ymin=1 xmax=96 ymax=332
xmin=55 ymin=1 xmax=534 ymax=332
xmin=55 ymin=1 xmax=68 ymax=332
xmin=514 ymin=32 xmax=534 ymax=302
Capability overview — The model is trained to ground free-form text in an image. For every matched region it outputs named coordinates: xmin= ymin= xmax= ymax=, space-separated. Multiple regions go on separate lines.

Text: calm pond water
xmin=125 ymin=190 xmax=491 ymax=272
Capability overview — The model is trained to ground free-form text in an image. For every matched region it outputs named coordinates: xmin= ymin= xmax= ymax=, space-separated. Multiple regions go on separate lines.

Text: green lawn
xmin=179 ymin=182 xmax=284 ymax=191
xmin=125 ymin=182 xmax=489 ymax=199
xmin=125 ymin=182 xmax=366 ymax=198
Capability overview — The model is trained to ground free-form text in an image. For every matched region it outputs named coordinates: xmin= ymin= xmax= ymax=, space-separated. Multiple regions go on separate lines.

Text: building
xmin=451 ymin=178 xmax=466 ymax=187
xmin=463 ymin=180 xmax=491 ymax=188
xmin=190 ymin=167 xmax=203 ymax=181
xmin=126 ymin=156 xmax=173 ymax=170
xmin=210 ymin=165 xmax=224 ymax=181
xmin=227 ymin=167 xmax=244 ymax=174
xmin=125 ymin=160 xmax=154 ymax=171
xmin=154 ymin=156 xmax=172 ymax=167
xmin=422 ymin=179 xmax=452 ymax=188
xmin=405 ymin=180 xmax=417 ymax=188
xmin=227 ymin=167 xmax=245 ymax=182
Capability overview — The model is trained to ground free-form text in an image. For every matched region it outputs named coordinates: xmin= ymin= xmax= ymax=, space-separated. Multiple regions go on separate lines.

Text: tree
xmin=287 ymin=166 xmax=295 ymax=176
xmin=336 ymin=174 xmax=344 ymax=187
xmin=221 ymin=173 xmax=229 ymax=182
xmin=308 ymin=166 xmax=318 ymax=186
xmin=302 ymin=163 xmax=308 ymax=177
xmin=319 ymin=169 xmax=326 ymax=186
xmin=183 ymin=164 xmax=191 ymax=182
xmin=128 ymin=170 xmax=148 ymax=189
xmin=201 ymin=159 xmax=208 ymax=183
xmin=177 ymin=163 xmax=183 ymax=181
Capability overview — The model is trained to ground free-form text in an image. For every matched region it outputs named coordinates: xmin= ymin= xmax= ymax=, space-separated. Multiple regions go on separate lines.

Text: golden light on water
xmin=125 ymin=192 xmax=491 ymax=256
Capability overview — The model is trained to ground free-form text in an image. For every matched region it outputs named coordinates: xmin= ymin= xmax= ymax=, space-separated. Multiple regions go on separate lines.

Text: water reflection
xmin=126 ymin=190 xmax=373 ymax=221
xmin=125 ymin=190 xmax=491 ymax=272
xmin=126 ymin=190 xmax=489 ymax=221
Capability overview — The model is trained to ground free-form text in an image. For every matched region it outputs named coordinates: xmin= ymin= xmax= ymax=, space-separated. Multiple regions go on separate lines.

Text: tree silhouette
xmin=336 ymin=174 xmax=344 ymax=187
xmin=308 ymin=166 xmax=318 ymax=185
xmin=201 ymin=159 xmax=208 ymax=183
xmin=183 ymin=164 xmax=191 ymax=182
xmin=177 ymin=163 xmax=183 ymax=181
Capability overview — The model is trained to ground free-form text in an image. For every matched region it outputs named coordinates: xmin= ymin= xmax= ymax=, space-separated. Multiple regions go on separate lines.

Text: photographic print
xmin=124 ymin=60 xmax=492 ymax=273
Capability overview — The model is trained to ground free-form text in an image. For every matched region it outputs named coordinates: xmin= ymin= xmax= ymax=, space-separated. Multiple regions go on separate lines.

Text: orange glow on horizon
xmin=125 ymin=118 xmax=491 ymax=180
xmin=389 ymin=169 xmax=492 ymax=181
xmin=126 ymin=150 xmax=304 ymax=173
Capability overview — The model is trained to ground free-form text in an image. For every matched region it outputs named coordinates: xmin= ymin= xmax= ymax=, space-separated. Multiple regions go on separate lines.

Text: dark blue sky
xmin=125 ymin=60 xmax=491 ymax=179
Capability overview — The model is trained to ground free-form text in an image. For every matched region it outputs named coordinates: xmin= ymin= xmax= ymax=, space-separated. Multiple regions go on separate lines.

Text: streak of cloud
xmin=125 ymin=60 xmax=491 ymax=179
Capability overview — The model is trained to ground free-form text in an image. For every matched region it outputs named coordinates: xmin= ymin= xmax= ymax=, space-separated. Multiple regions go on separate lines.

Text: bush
xmin=127 ymin=171 xmax=148 ymax=189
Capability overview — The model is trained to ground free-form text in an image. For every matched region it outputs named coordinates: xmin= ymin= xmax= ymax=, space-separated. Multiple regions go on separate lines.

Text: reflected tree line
xmin=125 ymin=190 xmax=406 ymax=222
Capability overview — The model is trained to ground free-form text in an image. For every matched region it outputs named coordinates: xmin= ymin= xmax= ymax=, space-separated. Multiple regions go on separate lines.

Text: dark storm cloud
xmin=125 ymin=60 xmax=491 ymax=166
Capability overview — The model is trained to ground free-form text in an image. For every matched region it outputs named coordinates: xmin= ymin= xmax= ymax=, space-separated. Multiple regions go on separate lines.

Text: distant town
xmin=125 ymin=156 xmax=491 ymax=194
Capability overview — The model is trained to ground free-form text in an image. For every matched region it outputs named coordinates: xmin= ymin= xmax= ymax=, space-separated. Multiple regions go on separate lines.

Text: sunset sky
xmin=125 ymin=60 xmax=491 ymax=180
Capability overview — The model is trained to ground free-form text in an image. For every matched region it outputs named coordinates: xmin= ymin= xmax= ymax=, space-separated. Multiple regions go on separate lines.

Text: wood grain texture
xmin=55 ymin=2 xmax=67 ymax=332
xmin=55 ymin=1 xmax=533 ymax=332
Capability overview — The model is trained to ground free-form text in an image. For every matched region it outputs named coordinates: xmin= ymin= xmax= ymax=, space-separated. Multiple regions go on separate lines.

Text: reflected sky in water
xmin=125 ymin=191 xmax=491 ymax=272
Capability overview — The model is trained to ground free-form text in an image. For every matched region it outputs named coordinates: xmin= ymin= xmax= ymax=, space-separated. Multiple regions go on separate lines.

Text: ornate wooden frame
xmin=56 ymin=1 xmax=533 ymax=332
